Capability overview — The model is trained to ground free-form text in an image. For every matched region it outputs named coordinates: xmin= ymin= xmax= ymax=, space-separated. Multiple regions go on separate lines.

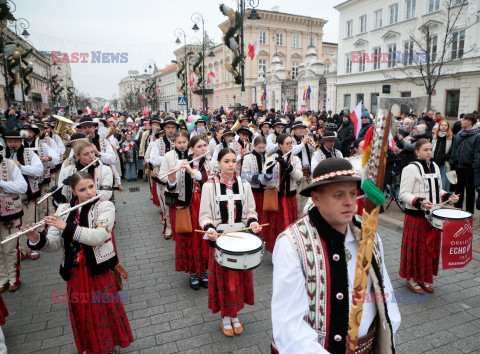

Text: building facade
xmin=174 ymin=8 xmax=337 ymax=112
xmin=158 ymin=63 xmax=179 ymax=112
xmin=118 ymin=70 xmax=150 ymax=111
xmin=334 ymin=0 xmax=480 ymax=117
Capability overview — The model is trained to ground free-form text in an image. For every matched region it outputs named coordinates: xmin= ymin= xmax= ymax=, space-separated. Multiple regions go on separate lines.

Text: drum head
xmin=432 ymin=208 xmax=472 ymax=219
xmin=216 ymin=232 xmax=262 ymax=253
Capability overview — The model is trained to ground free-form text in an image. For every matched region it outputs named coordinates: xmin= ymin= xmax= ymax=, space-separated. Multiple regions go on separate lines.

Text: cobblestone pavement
xmin=2 ymin=180 xmax=480 ymax=353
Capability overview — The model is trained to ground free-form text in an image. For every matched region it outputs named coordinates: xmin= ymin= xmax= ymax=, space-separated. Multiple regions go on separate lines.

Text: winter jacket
xmin=449 ymin=128 xmax=480 ymax=187
xmin=336 ymin=119 xmax=355 ymax=156
xmin=121 ymin=140 xmax=138 ymax=163
xmin=358 ymin=120 xmax=374 ymax=139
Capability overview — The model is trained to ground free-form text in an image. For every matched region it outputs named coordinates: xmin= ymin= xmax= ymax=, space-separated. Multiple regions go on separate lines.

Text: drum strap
xmin=215 ymin=177 xmax=245 ymax=227
xmin=412 ymin=162 xmax=440 ymax=204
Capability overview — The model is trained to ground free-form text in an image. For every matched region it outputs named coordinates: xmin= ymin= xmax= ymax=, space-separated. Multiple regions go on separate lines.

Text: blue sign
xmin=178 ymin=97 xmax=187 ymax=105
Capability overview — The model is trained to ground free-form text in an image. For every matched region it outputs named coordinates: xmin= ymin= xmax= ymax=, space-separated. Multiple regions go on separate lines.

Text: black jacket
xmin=336 ymin=119 xmax=355 ymax=156
xmin=449 ymin=128 xmax=480 ymax=187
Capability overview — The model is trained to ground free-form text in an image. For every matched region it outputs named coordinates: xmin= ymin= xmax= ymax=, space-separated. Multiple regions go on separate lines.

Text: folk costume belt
xmin=355 ymin=320 xmax=376 ymax=354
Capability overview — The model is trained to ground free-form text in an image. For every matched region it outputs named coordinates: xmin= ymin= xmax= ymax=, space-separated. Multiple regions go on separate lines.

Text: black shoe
xmin=190 ymin=274 xmax=200 ymax=290
xmin=200 ymin=272 xmax=208 ymax=289
xmin=476 ymin=195 xmax=480 ymax=210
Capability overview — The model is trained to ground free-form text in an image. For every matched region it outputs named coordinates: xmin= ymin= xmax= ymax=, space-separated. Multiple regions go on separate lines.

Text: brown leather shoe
xmin=419 ymin=283 xmax=434 ymax=293
xmin=0 ymin=283 xmax=8 ymax=293
xmin=28 ymin=250 xmax=40 ymax=260
xmin=221 ymin=321 xmax=234 ymax=337
xmin=8 ymin=283 xmax=20 ymax=292
xmin=232 ymin=321 xmax=244 ymax=335
xmin=164 ymin=234 xmax=172 ymax=240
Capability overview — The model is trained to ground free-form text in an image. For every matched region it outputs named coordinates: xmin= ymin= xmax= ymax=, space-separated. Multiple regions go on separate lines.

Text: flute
xmin=2 ymin=195 xmax=101 ymax=245
xmin=157 ymin=152 xmax=208 ymax=180
xmin=37 ymin=158 xmax=100 ymax=204
xmin=261 ymin=149 xmax=293 ymax=173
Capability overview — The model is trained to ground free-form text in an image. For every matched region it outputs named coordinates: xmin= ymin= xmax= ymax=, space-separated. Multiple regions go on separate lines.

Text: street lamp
xmin=9 ymin=17 xmax=30 ymax=109
xmin=191 ymin=12 xmax=215 ymax=113
xmin=174 ymin=27 xmax=190 ymax=113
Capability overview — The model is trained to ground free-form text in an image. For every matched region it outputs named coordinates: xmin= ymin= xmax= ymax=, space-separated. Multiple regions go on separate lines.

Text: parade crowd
xmin=0 ymin=102 xmax=478 ymax=353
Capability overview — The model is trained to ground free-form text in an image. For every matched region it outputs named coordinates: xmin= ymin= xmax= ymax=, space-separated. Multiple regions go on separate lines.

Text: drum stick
xmin=120 ymin=190 xmax=126 ymax=204
xmin=194 ymin=230 xmax=244 ymax=239
xmin=223 ymin=223 xmax=269 ymax=234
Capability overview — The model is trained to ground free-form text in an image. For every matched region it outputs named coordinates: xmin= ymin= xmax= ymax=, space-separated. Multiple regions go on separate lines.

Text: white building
xmin=158 ymin=63 xmax=179 ymax=112
xmin=333 ymin=0 xmax=480 ymax=117
xmin=118 ymin=70 xmax=149 ymax=111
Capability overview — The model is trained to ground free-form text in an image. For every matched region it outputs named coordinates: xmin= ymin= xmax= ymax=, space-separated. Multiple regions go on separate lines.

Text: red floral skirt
xmin=0 ymin=293 xmax=8 ymax=326
xmin=208 ymin=247 xmax=254 ymax=318
xmin=253 ymin=191 xmax=264 ymax=234
xmin=67 ymin=253 xmax=133 ymax=354
xmin=399 ymin=214 xmax=441 ymax=284
xmin=171 ymin=194 xmax=209 ymax=274
xmin=262 ymin=195 xmax=298 ymax=252
xmin=151 ymin=179 xmax=160 ymax=207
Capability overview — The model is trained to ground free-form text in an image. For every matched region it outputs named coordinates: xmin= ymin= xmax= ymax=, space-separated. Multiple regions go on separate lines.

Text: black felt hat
xmin=77 ymin=117 xmax=98 ymax=128
xmin=5 ymin=130 xmax=24 ymax=140
xmin=300 ymin=158 xmax=361 ymax=197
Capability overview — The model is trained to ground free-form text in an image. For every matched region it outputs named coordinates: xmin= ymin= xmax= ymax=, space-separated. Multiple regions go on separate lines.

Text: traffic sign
xmin=178 ymin=97 xmax=187 ymax=105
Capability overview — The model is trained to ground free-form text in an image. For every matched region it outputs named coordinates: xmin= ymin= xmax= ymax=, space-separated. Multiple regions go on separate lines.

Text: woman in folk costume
xmin=241 ymin=136 xmax=271 ymax=239
xmin=24 ymin=171 xmax=133 ymax=353
xmin=159 ymin=131 xmax=189 ymax=239
xmin=399 ymin=138 xmax=459 ymax=294
xmin=262 ymin=133 xmax=303 ymax=253
xmin=57 ymin=140 xmax=113 ymax=204
xmin=211 ymin=128 xmax=242 ymax=173
xmin=166 ymin=135 xmax=211 ymax=290
xmin=199 ymin=148 xmax=262 ymax=337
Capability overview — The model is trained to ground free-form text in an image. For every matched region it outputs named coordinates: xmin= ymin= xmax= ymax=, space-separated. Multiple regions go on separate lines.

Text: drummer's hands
xmin=206 ymin=228 xmax=218 ymax=241
xmin=20 ymin=224 xmax=40 ymax=243
xmin=422 ymin=201 xmax=434 ymax=210
xmin=45 ymin=215 xmax=66 ymax=230
xmin=251 ymin=223 xmax=262 ymax=234
xmin=449 ymin=194 xmax=459 ymax=204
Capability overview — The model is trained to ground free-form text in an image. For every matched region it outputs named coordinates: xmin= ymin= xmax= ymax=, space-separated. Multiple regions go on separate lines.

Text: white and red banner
xmin=120 ymin=143 xmax=133 ymax=153
xmin=442 ymin=218 xmax=473 ymax=270
xmin=283 ymin=100 xmax=289 ymax=115
xmin=350 ymin=101 xmax=362 ymax=138
xmin=85 ymin=106 xmax=93 ymax=115
xmin=102 ymin=101 xmax=110 ymax=114
xmin=247 ymin=37 xmax=259 ymax=60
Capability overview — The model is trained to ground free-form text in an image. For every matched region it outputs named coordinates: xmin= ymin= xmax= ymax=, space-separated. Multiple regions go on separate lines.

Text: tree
xmin=76 ymin=92 xmax=91 ymax=110
xmin=385 ymin=0 xmax=479 ymax=110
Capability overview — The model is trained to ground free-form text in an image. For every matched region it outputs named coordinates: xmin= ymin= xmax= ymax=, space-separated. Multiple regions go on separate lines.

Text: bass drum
xmin=214 ymin=232 xmax=264 ymax=271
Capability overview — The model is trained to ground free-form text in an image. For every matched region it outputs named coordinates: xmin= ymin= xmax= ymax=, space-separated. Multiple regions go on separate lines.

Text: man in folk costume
xmin=291 ymin=118 xmax=315 ymax=216
xmin=0 ymin=144 xmax=27 ymax=292
xmin=5 ymin=130 xmax=43 ymax=280
xmin=258 ymin=119 xmax=272 ymax=140
xmin=236 ymin=126 xmax=253 ymax=155
xmin=77 ymin=117 xmax=117 ymax=166
xmin=150 ymin=117 xmax=178 ymax=239
xmin=233 ymin=115 xmax=251 ymax=142
xmin=211 ymin=128 xmax=242 ymax=173
xmin=310 ymin=130 xmax=343 ymax=174
xmin=44 ymin=118 xmax=66 ymax=184
xmin=145 ymin=129 xmax=162 ymax=206
xmin=225 ymin=117 xmax=235 ymax=130
xmin=136 ymin=120 xmax=151 ymax=180
xmin=34 ymin=121 xmax=61 ymax=221
xmin=266 ymin=119 xmax=287 ymax=154
xmin=189 ymin=117 xmax=207 ymax=138
xmin=271 ymin=158 xmax=401 ymax=353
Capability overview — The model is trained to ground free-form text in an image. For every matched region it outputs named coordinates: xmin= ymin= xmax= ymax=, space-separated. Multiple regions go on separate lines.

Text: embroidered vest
xmin=21 ymin=149 xmax=40 ymax=200
xmin=0 ymin=159 xmax=24 ymax=221
xmin=280 ymin=214 xmax=384 ymax=349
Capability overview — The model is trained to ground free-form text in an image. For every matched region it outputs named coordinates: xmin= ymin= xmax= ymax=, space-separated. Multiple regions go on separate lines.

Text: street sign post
xmin=178 ymin=97 xmax=187 ymax=106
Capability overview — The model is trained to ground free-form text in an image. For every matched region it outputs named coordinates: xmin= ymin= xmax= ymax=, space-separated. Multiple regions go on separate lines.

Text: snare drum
xmin=214 ymin=232 xmax=264 ymax=271
xmin=430 ymin=208 xmax=472 ymax=230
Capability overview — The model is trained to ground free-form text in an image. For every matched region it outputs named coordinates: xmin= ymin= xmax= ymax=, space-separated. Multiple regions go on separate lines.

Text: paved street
xmin=2 ymin=180 xmax=480 ymax=353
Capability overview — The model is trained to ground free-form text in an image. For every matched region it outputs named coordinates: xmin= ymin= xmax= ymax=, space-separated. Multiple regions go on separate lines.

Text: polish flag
xmin=247 ymin=38 xmax=259 ymax=60
xmin=350 ymin=101 xmax=363 ymax=138
xmin=283 ymin=100 xmax=289 ymax=115
xmin=85 ymin=106 xmax=93 ymax=115
xmin=102 ymin=101 xmax=110 ymax=114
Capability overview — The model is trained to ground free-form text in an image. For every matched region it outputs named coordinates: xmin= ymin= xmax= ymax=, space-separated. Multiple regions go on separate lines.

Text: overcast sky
xmin=19 ymin=0 xmax=341 ymax=100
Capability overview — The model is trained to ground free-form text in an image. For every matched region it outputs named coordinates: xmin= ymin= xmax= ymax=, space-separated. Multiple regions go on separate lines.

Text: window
xmin=401 ymin=92 xmax=412 ymax=114
xmin=346 ymin=53 xmax=352 ymax=74
xmin=258 ymin=59 xmax=267 ymax=76
xmin=403 ymin=40 xmax=414 ymax=65
xmin=357 ymin=94 xmax=364 ymax=105
xmin=452 ymin=0 xmax=467 ymax=5
xmin=359 ymin=15 xmax=367 ymax=33
xmin=374 ymin=9 xmax=383 ymax=29
xmin=344 ymin=95 xmax=351 ymax=111
xmin=427 ymin=35 xmax=438 ymax=62
xmin=359 ymin=51 xmax=366 ymax=72
xmin=292 ymin=61 xmax=299 ymax=79
xmin=445 ymin=90 xmax=460 ymax=117
xmin=406 ymin=0 xmax=416 ymax=19
xmin=451 ymin=30 xmax=465 ymax=59
xmin=388 ymin=44 xmax=397 ymax=68
xmin=428 ymin=0 xmax=440 ymax=13
xmin=346 ymin=20 xmax=353 ymax=37
xmin=324 ymin=64 xmax=330 ymax=74
xmin=389 ymin=4 xmax=398 ymax=25
xmin=259 ymin=31 xmax=266 ymax=45
xmin=276 ymin=33 xmax=284 ymax=46
xmin=309 ymin=36 xmax=315 ymax=47
xmin=371 ymin=93 xmax=379 ymax=116
xmin=292 ymin=34 xmax=300 ymax=48
xmin=373 ymin=47 xmax=381 ymax=70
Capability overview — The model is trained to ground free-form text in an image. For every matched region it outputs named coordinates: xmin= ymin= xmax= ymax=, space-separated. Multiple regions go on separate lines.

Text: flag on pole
xmin=102 ymin=101 xmax=110 ymax=114
xmin=306 ymin=86 xmax=311 ymax=100
xmin=302 ymin=86 xmax=306 ymax=100
xmin=85 ymin=106 xmax=93 ymax=115
xmin=260 ymin=89 xmax=266 ymax=102
xmin=247 ymin=38 xmax=260 ymax=60
xmin=283 ymin=100 xmax=289 ymax=115
xmin=350 ymin=101 xmax=363 ymax=138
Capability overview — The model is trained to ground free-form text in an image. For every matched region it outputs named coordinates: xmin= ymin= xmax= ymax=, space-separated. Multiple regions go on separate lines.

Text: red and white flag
xmin=85 ymin=106 xmax=93 ymax=115
xmin=120 ymin=143 xmax=133 ymax=153
xmin=102 ymin=101 xmax=110 ymax=114
xmin=247 ymin=38 xmax=259 ymax=60
xmin=207 ymin=70 xmax=216 ymax=84
xmin=350 ymin=101 xmax=363 ymax=138
xmin=283 ymin=100 xmax=289 ymax=115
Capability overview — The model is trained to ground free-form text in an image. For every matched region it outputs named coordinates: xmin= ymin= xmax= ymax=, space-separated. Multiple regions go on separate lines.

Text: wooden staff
xmin=120 ymin=189 xmax=126 ymax=204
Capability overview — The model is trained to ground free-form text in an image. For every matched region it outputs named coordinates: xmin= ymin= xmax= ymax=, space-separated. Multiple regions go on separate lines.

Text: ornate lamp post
xmin=10 ymin=17 xmax=30 ymax=109
xmin=174 ymin=27 xmax=190 ymax=113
